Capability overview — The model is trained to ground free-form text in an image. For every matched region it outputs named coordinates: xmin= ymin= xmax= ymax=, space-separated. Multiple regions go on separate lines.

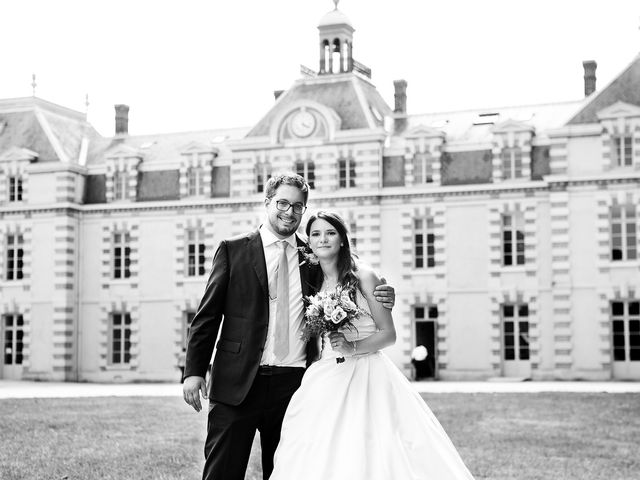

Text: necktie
xmin=274 ymin=240 xmax=290 ymax=361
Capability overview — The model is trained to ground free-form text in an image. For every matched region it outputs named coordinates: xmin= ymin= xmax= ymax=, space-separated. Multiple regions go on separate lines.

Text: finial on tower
xmin=333 ymin=0 xmax=339 ymax=10
xmin=31 ymin=74 xmax=37 ymax=97
xmin=85 ymin=93 xmax=90 ymax=115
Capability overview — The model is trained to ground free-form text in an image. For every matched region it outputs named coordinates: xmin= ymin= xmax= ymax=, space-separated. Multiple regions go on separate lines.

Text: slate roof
xmin=86 ymin=126 xmax=250 ymax=166
xmin=407 ymin=100 xmax=583 ymax=143
xmin=568 ymin=53 xmax=640 ymax=125
xmin=0 ymin=97 xmax=100 ymax=163
xmin=246 ymin=73 xmax=392 ymax=137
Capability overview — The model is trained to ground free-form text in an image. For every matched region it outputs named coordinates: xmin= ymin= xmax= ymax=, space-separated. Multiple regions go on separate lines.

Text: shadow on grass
xmin=1 ymin=393 xmax=638 ymax=479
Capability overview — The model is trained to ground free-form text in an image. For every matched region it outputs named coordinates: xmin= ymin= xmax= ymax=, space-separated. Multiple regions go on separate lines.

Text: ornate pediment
xmin=492 ymin=119 xmax=534 ymax=134
xmin=596 ymin=101 xmax=640 ymax=120
xmin=404 ymin=124 xmax=446 ymax=139
xmin=180 ymin=141 xmax=219 ymax=155
xmin=0 ymin=146 xmax=39 ymax=163
xmin=104 ymin=143 xmax=143 ymax=159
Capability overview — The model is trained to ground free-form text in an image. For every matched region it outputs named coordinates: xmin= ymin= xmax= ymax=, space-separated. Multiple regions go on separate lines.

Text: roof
xmin=407 ymin=100 xmax=583 ymax=143
xmin=0 ymin=97 xmax=101 ymax=163
xmin=568 ymin=53 xmax=640 ymax=125
xmin=85 ymin=126 xmax=251 ymax=166
xmin=246 ymin=73 xmax=392 ymax=137
xmin=318 ymin=8 xmax=353 ymax=28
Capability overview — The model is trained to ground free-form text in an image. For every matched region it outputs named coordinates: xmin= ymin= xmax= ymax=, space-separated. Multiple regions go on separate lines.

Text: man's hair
xmin=265 ymin=172 xmax=310 ymax=204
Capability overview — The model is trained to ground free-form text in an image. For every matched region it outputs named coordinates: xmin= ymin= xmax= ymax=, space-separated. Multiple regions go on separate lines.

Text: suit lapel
xmin=249 ymin=230 xmax=268 ymax=296
xmin=296 ymin=235 xmax=321 ymax=297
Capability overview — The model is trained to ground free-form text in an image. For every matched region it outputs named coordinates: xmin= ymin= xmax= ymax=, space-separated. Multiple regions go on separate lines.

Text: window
xmin=502 ymin=213 xmax=525 ymax=266
xmin=414 ymin=217 xmax=435 ymax=268
xmin=295 ymin=160 xmax=315 ymax=189
xmin=612 ymin=135 xmax=633 ymax=167
xmin=412 ymin=153 xmax=433 ymax=184
xmin=611 ymin=204 xmax=637 ymax=261
xmin=8 ymin=176 xmax=23 ymax=202
xmin=113 ymin=170 xmax=128 ymax=200
xmin=110 ymin=312 xmax=132 ymax=365
xmin=186 ymin=229 xmax=206 ymax=277
xmin=501 ymin=147 xmax=523 ymax=179
xmin=3 ymin=314 xmax=24 ymax=365
xmin=113 ymin=231 xmax=131 ymax=279
xmin=256 ymin=163 xmax=272 ymax=194
xmin=187 ymin=166 xmax=205 ymax=196
xmin=502 ymin=304 xmax=529 ymax=361
xmin=611 ymin=301 xmax=640 ymax=362
xmin=5 ymin=233 xmax=24 ymax=281
xmin=349 ymin=219 xmax=357 ymax=250
xmin=338 ymin=158 xmax=356 ymax=188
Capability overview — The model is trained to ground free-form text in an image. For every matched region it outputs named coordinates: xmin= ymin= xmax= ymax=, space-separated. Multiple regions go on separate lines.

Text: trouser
xmin=202 ymin=367 xmax=305 ymax=480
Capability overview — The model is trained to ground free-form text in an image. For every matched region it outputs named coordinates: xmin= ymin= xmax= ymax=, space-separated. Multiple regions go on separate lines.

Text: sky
xmin=3 ymin=0 xmax=639 ymax=136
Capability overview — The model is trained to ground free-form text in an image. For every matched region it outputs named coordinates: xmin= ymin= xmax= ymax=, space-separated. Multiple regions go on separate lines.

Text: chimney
xmin=274 ymin=90 xmax=284 ymax=101
xmin=393 ymin=79 xmax=408 ymax=133
xmin=583 ymin=60 xmax=597 ymax=97
xmin=393 ymin=79 xmax=407 ymax=114
xmin=114 ymin=104 xmax=129 ymax=135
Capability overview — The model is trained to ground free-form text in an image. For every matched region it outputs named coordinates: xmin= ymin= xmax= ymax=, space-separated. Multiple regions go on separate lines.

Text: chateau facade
xmin=1 ymin=7 xmax=639 ymax=382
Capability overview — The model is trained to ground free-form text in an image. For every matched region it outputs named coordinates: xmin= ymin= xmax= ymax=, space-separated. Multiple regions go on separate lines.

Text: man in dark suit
xmin=183 ymin=173 xmax=394 ymax=480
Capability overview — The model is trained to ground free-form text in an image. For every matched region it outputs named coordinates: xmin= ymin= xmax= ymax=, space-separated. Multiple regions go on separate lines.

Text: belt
xmin=258 ymin=365 xmax=305 ymax=376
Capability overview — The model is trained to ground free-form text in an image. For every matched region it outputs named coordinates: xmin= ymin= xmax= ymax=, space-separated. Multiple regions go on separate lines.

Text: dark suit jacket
xmin=184 ymin=229 xmax=320 ymax=406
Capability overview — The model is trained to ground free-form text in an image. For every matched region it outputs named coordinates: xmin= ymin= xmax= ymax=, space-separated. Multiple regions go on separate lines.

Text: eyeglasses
xmin=274 ymin=199 xmax=307 ymax=215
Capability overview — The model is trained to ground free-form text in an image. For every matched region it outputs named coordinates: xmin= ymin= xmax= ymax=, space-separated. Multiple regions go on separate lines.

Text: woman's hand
xmin=328 ymin=332 xmax=354 ymax=356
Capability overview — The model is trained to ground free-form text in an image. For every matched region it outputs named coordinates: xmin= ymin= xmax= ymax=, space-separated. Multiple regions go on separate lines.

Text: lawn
xmin=0 ymin=392 xmax=638 ymax=480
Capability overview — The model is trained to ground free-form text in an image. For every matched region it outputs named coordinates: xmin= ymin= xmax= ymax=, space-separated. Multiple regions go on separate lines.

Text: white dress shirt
xmin=259 ymin=225 xmax=306 ymax=367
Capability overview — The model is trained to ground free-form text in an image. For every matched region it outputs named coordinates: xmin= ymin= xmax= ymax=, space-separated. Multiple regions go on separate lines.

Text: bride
xmin=269 ymin=211 xmax=475 ymax=480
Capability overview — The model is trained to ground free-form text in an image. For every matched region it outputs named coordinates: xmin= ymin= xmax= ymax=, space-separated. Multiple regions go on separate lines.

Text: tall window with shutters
xmin=112 ymin=231 xmax=131 ymax=279
xmin=110 ymin=312 xmax=132 ymax=365
xmin=5 ymin=233 xmax=24 ymax=281
xmin=414 ymin=217 xmax=435 ymax=268
xmin=502 ymin=213 xmax=525 ymax=266
xmin=610 ymin=204 xmax=637 ymax=261
xmin=186 ymin=228 xmax=206 ymax=277
xmin=2 ymin=313 xmax=24 ymax=365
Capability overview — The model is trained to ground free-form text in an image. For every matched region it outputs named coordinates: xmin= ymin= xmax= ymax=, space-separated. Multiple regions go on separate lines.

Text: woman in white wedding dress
xmin=270 ymin=211 xmax=475 ymax=480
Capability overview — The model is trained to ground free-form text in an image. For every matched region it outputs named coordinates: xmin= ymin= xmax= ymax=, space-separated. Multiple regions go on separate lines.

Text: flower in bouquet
xmin=301 ymin=284 xmax=369 ymax=363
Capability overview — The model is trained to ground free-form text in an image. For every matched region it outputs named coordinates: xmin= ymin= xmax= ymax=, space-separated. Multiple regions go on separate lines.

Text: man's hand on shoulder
xmin=374 ymin=276 xmax=395 ymax=310
xmin=183 ymin=376 xmax=207 ymax=412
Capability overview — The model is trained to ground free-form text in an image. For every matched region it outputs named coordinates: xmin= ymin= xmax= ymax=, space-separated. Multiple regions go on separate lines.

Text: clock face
xmin=290 ymin=110 xmax=316 ymax=138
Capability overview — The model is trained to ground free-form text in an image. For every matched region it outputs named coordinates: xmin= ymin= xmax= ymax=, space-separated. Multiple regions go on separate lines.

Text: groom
xmin=183 ymin=172 xmax=394 ymax=480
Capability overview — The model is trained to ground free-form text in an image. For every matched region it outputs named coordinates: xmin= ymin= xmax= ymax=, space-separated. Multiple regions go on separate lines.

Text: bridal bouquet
xmin=301 ymin=284 xmax=368 ymax=364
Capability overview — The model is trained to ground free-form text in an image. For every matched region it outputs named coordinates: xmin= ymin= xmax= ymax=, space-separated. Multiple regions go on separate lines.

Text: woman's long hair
xmin=305 ymin=211 xmax=358 ymax=292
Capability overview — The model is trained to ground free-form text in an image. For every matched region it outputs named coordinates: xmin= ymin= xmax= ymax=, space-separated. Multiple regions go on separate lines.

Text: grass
xmin=0 ymin=393 xmax=638 ymax=480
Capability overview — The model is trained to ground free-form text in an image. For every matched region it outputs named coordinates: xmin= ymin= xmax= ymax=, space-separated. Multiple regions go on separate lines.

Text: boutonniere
xmin=297 ymin=245 xmax=319 ymax=266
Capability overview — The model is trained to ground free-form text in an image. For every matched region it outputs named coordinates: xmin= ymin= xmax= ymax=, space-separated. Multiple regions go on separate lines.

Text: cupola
xmin=318 ymin=0 xmax=354 ymax=75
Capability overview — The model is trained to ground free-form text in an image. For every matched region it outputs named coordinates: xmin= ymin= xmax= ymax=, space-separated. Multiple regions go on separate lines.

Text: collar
xmin=259 ymin=224 xmax=298 ymax=250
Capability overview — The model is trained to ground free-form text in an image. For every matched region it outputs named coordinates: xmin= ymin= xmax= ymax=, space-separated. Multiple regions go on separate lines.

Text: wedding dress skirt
xmin=270 ymin=294 xmax=475 ymax=480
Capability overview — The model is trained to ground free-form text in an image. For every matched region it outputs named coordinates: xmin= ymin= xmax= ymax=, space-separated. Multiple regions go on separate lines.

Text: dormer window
xmin=104 ymin=146 xmax=142 ymax=203
xmin=501 ymin=147 xmax=523 ymax=180
xmin=612 ymin=135 xmax=633 ymax=167
xmin=113 ymin=170 xmax=129 ymax=201
xmin=187 ymin=166 xmax=205 ymax=196
xmin=8 ymin=175 xmax=23 ymax=202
